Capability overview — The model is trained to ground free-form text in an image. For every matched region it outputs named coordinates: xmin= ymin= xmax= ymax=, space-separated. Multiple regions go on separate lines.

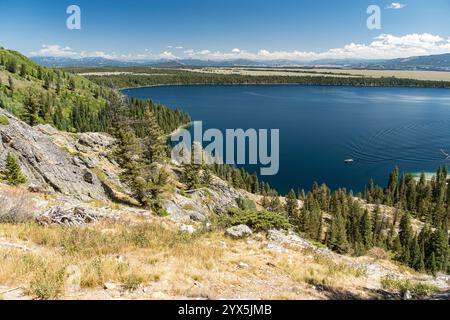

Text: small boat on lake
xmin=344 ymin=159 xmax=355 ymax=164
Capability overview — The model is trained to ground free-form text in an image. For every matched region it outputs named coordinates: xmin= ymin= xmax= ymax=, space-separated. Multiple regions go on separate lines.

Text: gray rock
xmin=180 ymin=224 xmax=196 ymax=234
xmin=225 ymin=225 xmax=253 ymax=239
xmin=267 ymin=229 xmax=317 ymax=250
xmin=189 ymin=211 xmax=207 ymax=222
xmin=103 ymin=282 xmax=117 ymax=290
xmin=403 ymin=290 xmax=412 ymax=300
xmin=266 ymin=243 xmax=288 ymax=253
xmin=0 ymin=109 xmax=107 ymax=201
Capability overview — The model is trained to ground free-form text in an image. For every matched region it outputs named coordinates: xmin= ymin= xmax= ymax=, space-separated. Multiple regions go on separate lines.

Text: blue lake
xmin=123 ymin=85 xmax=450 ymax=194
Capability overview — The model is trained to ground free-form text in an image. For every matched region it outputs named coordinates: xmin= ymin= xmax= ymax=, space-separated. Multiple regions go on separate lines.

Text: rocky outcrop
xmin=0 ymin=109 xmax=109 ymax=201
xmin=225 ymin=225 xmax=253 ymax=239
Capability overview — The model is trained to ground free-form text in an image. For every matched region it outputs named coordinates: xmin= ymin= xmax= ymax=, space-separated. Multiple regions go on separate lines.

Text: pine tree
xmin=411 ymin=236 xmax=424 ymax=271
xmin=114 ymin=128 xmax=148 ymax=205
xmin=143 ymin=106 xmax=165 ymax=163
xmin=361 ymin=209 xmax=373 ymax=249
xmin=386 ymin=166 xmax=399 ymax=205
xmin=7 ymin=59 xmax=17 ymax=73
xmin=182 ymin=144 xmax=201 ymax=190
xmin=68 ymin=78 xmax=76 ymax=91
xmin=429 ymin=252 xmax=437 ymax=277
xmin=399 ymin=212 xmax=413 ymax=248
xmin=8 ymin=76 xmax=14 ymax=96
xmin=20 ymin=64 xmax=27 ymax=77
xmin=328 ymin=208 xmax=348 ymax=254
xmin=431 ymin=225 xmax=449 ymax=272
xmin=22 ymin=92 xmax=41 ymax=126
xmin=285 ymin=189 xmax=299 ymax=217
xmin=4 ymin=152 xmax=27 ymax=186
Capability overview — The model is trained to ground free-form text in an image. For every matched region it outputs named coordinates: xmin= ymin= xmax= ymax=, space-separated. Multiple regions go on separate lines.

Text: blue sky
xmin=1 ymin=0 xmax=449 ymax=61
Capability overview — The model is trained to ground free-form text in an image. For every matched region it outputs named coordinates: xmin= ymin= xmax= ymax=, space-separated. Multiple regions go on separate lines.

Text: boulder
xmin=267 ymin=229 xmax=317 ymax=250
xmin=225 ymin=225 xmax=253 ymax=239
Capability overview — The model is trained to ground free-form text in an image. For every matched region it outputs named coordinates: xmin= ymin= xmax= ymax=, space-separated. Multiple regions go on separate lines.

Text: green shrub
xmin=182 ymin=203 xmax=196 ymax=211
xmin=28 ymin=267 xmax=66 ymax=300
xmin=381 ymin=276 xmax=439 ymax=297
xmin=237 ymin=197 xmax=257 ymax=210
xmin=221 ymin=208 xmax=290 ymax=232
xmin=0 ymin=115 xmax=9 ymax=125
xmin=121 ymin=274 xmax=144 ymax=292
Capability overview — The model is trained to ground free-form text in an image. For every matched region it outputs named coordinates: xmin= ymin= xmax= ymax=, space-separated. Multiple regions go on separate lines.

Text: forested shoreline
xmin=70 ymin=67 xmax=450 ymax=90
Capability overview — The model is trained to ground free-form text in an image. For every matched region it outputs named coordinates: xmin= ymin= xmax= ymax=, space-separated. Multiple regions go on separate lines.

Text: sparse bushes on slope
xmin=220 ymin=208 xmax=290 ymax=232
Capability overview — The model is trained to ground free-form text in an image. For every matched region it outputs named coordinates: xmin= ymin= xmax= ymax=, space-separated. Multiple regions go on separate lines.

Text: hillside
xmin=364 ymin=53 xmax=450 ymax=71
xmin=32 ymin=53 xmax=450 ymax=71
xmin=0 ymin=47 xmax=190 ymax=134
xmin=0 ymin=108 xmax=448 ymax=300
xmin=0 ymin=48 xmax=448 ymax=300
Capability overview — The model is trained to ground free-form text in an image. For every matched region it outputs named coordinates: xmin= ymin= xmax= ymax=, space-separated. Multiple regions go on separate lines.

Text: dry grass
xmin=0 ymin=217 xmax=417 ymax=300
xmin=0 ymin=220 xmax=225 ymax=299
xmin=185 ymin=67 xmax=450 ymax=82
xmin=277 ymin=249 xmax=366 ymax=291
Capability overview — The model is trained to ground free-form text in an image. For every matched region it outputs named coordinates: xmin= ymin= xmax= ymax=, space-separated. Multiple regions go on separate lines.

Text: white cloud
xmin=168 ymin=45 xmax=184 ymax=49
xmin=387 ymin=2 xmax=407 ymax=9
xmin=29 ymin=33 xmax=450 ymax=62
xmin=159 ymin=51 xmax=179 ymax=60
xmin=182 ymin=33 xmax=450 ymax=61
xmin=29 ymin=44 xmax=78 ymax=57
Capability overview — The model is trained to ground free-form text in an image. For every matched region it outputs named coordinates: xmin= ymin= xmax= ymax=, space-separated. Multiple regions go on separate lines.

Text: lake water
xmin=123 ymin=85 xmax=450 ymax=194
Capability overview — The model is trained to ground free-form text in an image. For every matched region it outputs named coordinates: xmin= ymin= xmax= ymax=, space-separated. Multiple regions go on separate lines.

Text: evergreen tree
xmin=328 ymin=208 xmax=348 ymax=254
xmin=8 ymin=76 xmax=14 ymax=96
xmin=22 ymin=92 xmax=41 ymax=126
xmin=360 ymin=209 xmax=373 ymax=249
xmin=114 ymin=128 xmax=148 ymax=205
xmin=285 ymin=189 xmax=299 ymax=217
xmin=3 ymin=152 xmax=27 ymax=186
xmin=399 ymin=212 xmax=413 ymax=248
xmin=182 ymin=144 xmax=201 ymax=190
xmin=7 ymin=59 xmax=17 ymax=73
xmin=19 ymin=64 xmax=27 ymax=77
xmin=142 ymin=106 xmax=165 ymax=163
xmin=386 ymin=166 xmax=399 ymax=205
xmin=68 ymin=78 xmax=76 ymax=91
xmin=429 ymin=252 xmax=437 ymax=277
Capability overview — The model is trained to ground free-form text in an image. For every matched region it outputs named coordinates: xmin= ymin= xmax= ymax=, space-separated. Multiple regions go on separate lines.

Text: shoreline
xmin=119 ymin=82 xmax=450 ymax=91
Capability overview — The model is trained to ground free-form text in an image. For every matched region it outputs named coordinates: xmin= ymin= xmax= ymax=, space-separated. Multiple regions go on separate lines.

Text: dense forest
xmin=213 ymin=163 xmax=449 ymax=275
xmin=0 ymin=48 xmax=190 ymax=135
xmin=71 ymin=67 xmax=450 ymax=90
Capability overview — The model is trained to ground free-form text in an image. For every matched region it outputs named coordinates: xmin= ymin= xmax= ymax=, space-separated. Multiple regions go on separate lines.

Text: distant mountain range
xmin=31 ymin=53 xmax=450 ymax=71
xmin=358 ymin=53 xmax=450 ymax=71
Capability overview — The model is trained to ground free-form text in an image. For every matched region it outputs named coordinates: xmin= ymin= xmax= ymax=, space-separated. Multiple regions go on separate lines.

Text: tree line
xmin=83 ymin=68 xmax=450 ymax=90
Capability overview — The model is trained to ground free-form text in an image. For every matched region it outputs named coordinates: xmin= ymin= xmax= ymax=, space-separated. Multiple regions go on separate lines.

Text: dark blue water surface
xmin=123 ymin=85 xmax=450 ymax=194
